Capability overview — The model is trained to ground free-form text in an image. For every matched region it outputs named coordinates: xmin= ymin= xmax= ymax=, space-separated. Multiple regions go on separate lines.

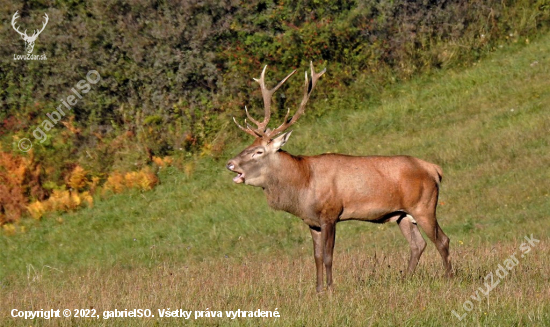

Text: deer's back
xmin=302 ymin=154 xmax=442 ymax=223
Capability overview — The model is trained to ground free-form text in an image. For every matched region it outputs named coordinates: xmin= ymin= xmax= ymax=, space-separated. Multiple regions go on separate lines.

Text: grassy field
xmin=2 ymin=31 xmax=550 ymax=326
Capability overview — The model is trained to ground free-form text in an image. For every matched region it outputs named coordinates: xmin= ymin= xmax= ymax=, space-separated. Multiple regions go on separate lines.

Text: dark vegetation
xmin=1 ymin=0 xmax=549 ymax=223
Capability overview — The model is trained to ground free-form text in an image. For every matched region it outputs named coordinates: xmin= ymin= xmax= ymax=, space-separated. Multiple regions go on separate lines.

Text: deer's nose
xmin=226 ymin=161 xmax=235 ymax=171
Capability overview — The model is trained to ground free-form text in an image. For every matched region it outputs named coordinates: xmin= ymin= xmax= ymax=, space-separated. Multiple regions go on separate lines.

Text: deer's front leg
xmin=309 ymin=226 xmax=324 ymax=293
xmin=321 ymin=221 xmax=336 ymax=291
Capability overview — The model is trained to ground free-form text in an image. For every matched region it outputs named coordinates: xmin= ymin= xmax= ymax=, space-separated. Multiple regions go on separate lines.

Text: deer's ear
xmin=271 ymin=131 xmax=292 ymax=151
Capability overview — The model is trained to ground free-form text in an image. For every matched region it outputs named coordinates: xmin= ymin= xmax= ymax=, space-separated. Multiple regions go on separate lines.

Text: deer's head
xmin=227 ymin=63 xmax=325 ymax=187
xmin=12 ymin=11 xmax=49 ymax=54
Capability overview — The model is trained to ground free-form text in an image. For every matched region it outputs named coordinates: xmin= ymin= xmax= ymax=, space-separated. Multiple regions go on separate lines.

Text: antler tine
xmin=253 ymin=66 xmax=297 ymax=133
xmin=244 ymin=105 xmax=267 ymax=137
xmin=11 ymin=11 xmax=26 ymax=37
xmin=244 ymin=106 xmax=261 ymax=128
xmin=281 ymin=107 xmax=290 ymax=126
xmin=35 ymin=13 xmax=49 ymax=36
xmin=308 ymin=60 xmax=327 ymax=93
xmin=269 ymin=61 xmax=325 ymax=137
xmin=232 ymin=117 xmax=262 ymax=138
xmin=31 ymin=13 xmax=48 ymax=38
xmin=246 ymin=122 xmax=265 ymax=137
xmin=12 ymin=11 xmax=20 ymax=24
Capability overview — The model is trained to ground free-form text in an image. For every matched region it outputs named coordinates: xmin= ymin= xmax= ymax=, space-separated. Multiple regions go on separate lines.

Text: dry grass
xmin=3 ymin=238 xmax=549 ymax=326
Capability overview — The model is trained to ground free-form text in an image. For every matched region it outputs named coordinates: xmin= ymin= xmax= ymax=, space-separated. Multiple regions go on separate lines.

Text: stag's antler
xmin=233 ymin=66 xmax=296 ymax=138
xmin=30 ymin=13 xmax=49 ymax=40
xmin=11 ymin=11 xmax=27 ymax=39
xmin=269 ymin=62 xmax=325 ymax=137
xmin=233 ymin=62 xmax=325 ymax=139
xmin=11 ymin=11 xmax=48 ymax=40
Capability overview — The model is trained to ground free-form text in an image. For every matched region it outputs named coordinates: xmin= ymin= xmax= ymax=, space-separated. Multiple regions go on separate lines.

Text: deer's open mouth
xmin=233 ymin=172 xmax=245 ymax=184
xmin=227 ymin=163 xmax=245 ymax=184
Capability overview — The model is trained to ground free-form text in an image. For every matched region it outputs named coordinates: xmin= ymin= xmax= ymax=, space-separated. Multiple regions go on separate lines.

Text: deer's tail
xmin=433 ymin=164 xmax=443 ymax=186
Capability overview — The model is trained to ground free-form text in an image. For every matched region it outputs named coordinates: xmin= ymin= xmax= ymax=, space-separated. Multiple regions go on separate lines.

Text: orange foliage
xmin=1 ymin=150 xmax=161 ymax=226
xmin=0 ymin=150 xmax=42 ymax=224
xmin=67 ymin=165 xmax=88 ymax=191
xmin=27 ymin=201 xmax=45 ymax=220
xmin=152 ymin=156 xmax=173 ymax=167
xmin=104 ymin=172 xmax=125 ymax=194
xmin=22 ymin=165 xmax=97 ymax=221
xmin=28 ymin=190 xmax=94 ymax=220
xmin=102 ymin=167 xmax=158 ymax=194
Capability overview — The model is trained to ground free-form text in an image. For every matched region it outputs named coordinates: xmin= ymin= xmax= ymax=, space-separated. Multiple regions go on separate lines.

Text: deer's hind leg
xmin=414 ymin=212 xmax=453 ymax=278
xmin=397 ymin=214 xmax=427 ymax=276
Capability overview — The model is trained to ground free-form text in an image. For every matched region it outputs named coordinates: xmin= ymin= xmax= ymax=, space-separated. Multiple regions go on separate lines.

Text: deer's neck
xmin=263 ymin=151 xmax=310 ymax=215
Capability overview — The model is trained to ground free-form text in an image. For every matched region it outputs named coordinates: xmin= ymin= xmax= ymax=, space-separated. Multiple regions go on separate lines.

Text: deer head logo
xmin=11 ymin=11 xmax=49 ymax=54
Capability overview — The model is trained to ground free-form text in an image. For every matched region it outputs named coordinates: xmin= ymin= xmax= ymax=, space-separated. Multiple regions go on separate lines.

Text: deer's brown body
xmin=227 ymin=63 xmax=453 ymax=292
xmin=261 ymin=152 xmax=442 ymax=226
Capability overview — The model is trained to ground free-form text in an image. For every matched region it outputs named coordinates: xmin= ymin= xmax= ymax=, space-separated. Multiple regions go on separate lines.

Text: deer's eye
xmin=252 ymin=150 xmax=264 ymax=158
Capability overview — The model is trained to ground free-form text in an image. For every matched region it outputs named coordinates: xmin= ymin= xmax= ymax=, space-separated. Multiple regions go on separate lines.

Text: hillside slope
xmin=2 ymin=31 xmax=550 ymax=326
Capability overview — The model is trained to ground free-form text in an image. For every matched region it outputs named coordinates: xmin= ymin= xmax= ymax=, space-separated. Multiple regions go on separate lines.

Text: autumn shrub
xmin=25 ymin=163 xmax=162 ymax=220
xmin=27 ymin=190 xmax=94 ymax=220
xmin=26 ymin=164 xmax=95 ymax=220
xmin=0 ymin=149 xmax=44 ymax=224
xmin=102 ymin=168 xmax=159 ymax=195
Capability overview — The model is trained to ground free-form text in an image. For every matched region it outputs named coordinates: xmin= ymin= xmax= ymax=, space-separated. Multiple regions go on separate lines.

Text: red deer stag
xmin=226 ymin=63 xmax=453 ymax=292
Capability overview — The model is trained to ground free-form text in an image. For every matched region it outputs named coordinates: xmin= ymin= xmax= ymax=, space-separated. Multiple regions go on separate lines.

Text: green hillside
xmin=2 ymin=28 xmax=550 ymax=327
